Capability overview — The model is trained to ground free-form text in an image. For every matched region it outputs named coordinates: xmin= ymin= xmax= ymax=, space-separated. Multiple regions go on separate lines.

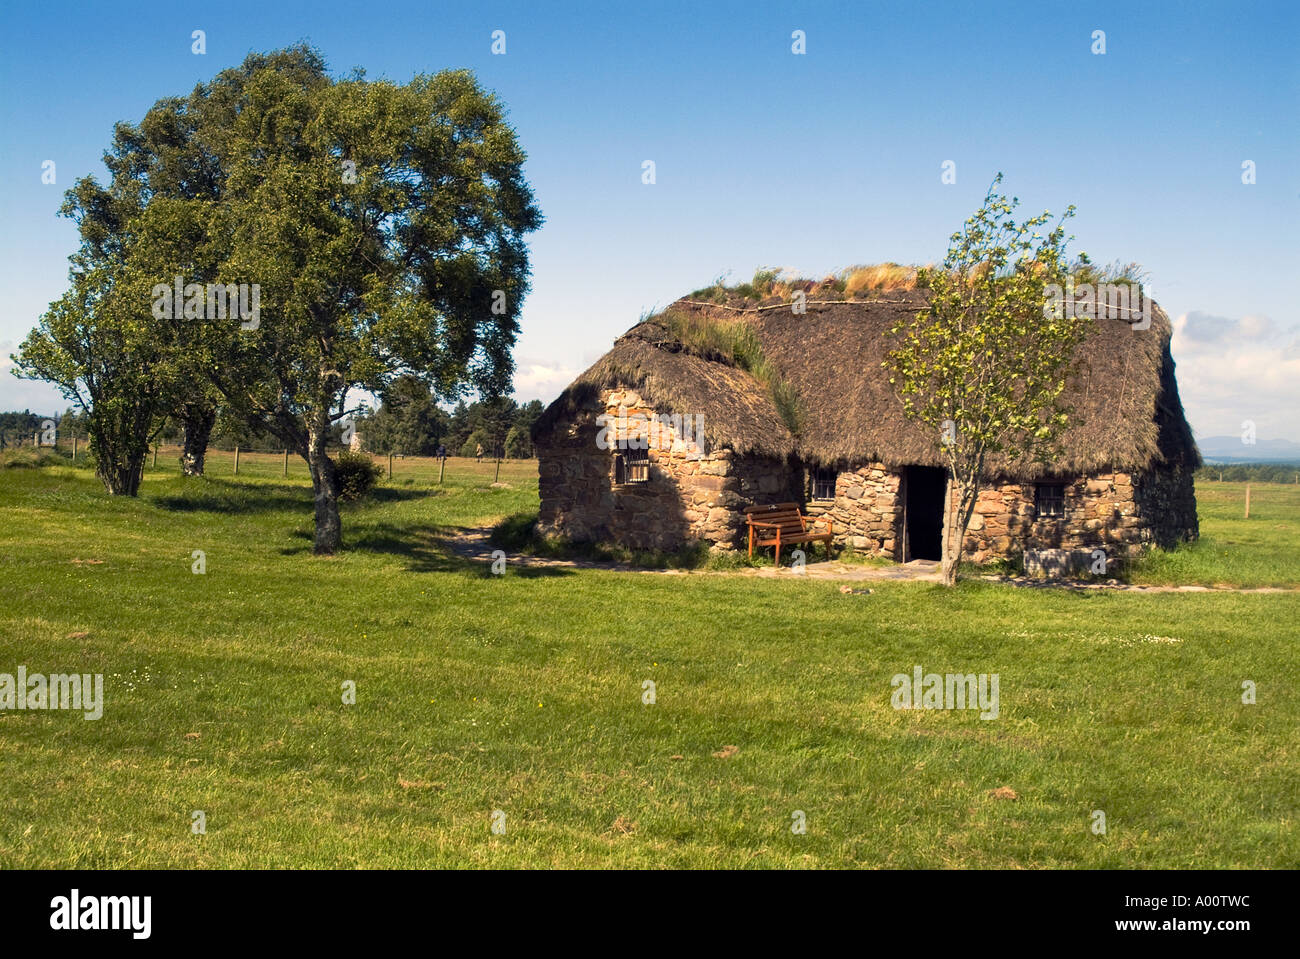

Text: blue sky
xmin=1 ymin=0 xmax=1297 ymax=441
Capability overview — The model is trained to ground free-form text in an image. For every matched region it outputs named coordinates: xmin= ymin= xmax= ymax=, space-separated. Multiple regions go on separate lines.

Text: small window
xmin=615 ymin=448 xmax=651 ymax=485
xmin=812 ymin=467 xmax=836 ymax=501
xmin=1035 ymin=483 xmax=1065 ymax=518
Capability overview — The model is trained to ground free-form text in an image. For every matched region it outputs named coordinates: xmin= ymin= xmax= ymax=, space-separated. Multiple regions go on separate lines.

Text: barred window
xmin=615 ymin=449 xmax=651 ymax=485
xmin=812 ymin=467 xmax=836 ymax=501
xmin=1035 ymin=483 xmax=1065 ymax=518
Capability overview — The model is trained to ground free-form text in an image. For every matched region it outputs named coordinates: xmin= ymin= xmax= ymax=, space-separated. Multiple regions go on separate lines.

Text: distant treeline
xmin=0 ymin=409 xmax=89 ymax=449
xmin=351 ymin=376 xmax=544 ymax=459
xmin=1195 ymin=464 xmax=1300 ymax=483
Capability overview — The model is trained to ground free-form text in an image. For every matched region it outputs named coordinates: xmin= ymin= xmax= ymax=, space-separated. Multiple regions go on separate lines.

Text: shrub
xmin=1 ymin=447 xmax=72 ymax=469
xmin=334 ymin=450 xmax=383 ymax=501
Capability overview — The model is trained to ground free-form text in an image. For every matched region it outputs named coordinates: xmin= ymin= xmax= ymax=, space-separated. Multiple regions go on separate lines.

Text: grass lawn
xmin=0 ymin=457 xmax=1296 ymax=867
xmin=1127 ymin=480 xmax=1300 ymax=587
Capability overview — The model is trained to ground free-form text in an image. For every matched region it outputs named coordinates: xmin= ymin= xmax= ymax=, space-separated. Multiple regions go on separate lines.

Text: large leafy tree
xmin=18 ymin=46 xmax=541 ymax=552
xmin=108 ymin=86 xmax=228 ymax=476
xmin=189 ymin=47 xmax=541 ymax=552
xmin=884 ymin=175 xmax=1091 ymax=586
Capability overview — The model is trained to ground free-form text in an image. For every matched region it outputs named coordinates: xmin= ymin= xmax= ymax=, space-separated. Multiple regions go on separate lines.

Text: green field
xmin=0 ymin=456 xmax=1296 ymax=867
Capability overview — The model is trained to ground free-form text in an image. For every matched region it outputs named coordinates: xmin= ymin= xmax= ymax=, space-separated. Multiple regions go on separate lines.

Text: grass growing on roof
xmin=653 ymin=308 xmax=802 ymax=434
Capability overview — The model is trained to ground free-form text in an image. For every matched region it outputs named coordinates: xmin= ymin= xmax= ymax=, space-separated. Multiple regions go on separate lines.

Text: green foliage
xmin=334 ymin=450 xmax=383 ymax=501
xmin=14 ymin=268 xmax=165 ymax=495
xmin=687 ymin=273 xmax=731 ymax=303
xmin=0 ymin=410 xmax=48 ymax=448
xmin=14 ymin=45 xmax=542 ymax=551
xmin=751 ymin=267 xmax=780 ymax=291
xmin=883 ymin=173 xmax=1091 ymax=583
xmin=504 ymin=426 xmax=530 ymax=458
xmin=1070 ymin=257 xmax=1148 ymax=290
xmin=460 ymin=430 xmax=490 ymax=459
xmin=0 ymin=448 xmax=72 ymax=469
xmin=437 ymin=396 xmax=542 ymax=458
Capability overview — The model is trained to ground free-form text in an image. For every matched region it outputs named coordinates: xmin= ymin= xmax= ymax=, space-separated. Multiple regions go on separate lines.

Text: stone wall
xmin=1133 ymin=464 xmax=1199 ymax=548
xmin=802 ymin=463 xmax=901 ymax=555
xmin=956 ymin=469 xmax=1197 ymax=564
xmin=800 ymin=464 xmax=1196 ymax=563
xmin=536 ymin=388 xmax=797 ymax=551
xmin=539 ymin=393 xmax=1198 ymax=560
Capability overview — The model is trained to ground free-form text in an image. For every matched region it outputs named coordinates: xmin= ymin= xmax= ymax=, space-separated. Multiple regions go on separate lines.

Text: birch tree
xmin=884 ymin=174 xmax=1091 ymax=586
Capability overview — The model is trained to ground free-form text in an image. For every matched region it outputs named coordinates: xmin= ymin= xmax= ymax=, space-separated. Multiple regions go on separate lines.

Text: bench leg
xmin=774 ymin=531 xmax=780 ymax=567
xmin=748 ymin=525 xmax=753 ymax=558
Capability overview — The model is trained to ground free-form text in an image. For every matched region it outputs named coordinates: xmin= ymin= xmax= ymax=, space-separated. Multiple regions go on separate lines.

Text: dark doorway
xmin=903 ymin=466 xmax=946 ymax=561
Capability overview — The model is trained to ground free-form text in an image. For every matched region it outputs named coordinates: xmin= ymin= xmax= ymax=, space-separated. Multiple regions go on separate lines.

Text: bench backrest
xmin=744 ymin=502 xmax=808 ymax=538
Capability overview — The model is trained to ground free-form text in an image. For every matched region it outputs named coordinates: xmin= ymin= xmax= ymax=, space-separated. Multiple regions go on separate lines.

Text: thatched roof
xmin=535 ymin=289 xmax=1200 ymax=477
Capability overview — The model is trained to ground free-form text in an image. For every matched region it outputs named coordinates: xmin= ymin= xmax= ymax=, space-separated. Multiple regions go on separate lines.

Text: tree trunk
xmin=306 ymin=417 xmax=342 ymax=555
xmin=940 ymin=475 xmax=979 ymax=587
xmin=96 ymin=441 xmax=146 ymax=496
xmin=180 ymin=403 xmax=217 ymax=476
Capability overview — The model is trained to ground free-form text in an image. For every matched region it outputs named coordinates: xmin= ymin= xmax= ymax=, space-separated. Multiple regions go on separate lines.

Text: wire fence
xmin=0 ymin=432 xmax=538 ymax=486
xmin=160 ymin=444 xmax=538 ymax=485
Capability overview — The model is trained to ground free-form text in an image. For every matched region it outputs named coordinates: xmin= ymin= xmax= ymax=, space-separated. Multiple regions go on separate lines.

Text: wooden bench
xmin=744 ymin=502 xmax=834 ymax=565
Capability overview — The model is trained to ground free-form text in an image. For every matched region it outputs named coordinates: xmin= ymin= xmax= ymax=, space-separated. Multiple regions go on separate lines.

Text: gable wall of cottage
xmin=536 ymin=388 xmax=796 ymax=551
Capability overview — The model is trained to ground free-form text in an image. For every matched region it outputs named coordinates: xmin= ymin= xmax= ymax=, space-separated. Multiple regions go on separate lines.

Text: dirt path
xmin=447 ymin=526 xmax=1297 ymax=592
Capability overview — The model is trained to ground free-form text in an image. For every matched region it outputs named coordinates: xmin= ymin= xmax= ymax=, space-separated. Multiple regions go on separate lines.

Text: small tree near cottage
xmin=884 ymin=174 xmax=1092 ymax=586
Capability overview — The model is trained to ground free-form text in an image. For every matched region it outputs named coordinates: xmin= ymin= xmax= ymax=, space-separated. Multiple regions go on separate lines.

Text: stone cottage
xmin=532 ymin=286 xmax=1199 ymax=564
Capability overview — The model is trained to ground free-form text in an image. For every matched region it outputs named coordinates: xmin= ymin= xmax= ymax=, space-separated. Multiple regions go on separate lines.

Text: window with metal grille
xmin=1035 ymin=483 xmax=1065 ymax=518
xmin=812 ymin=467 xmax=836 ymax=501
xmin=615 ymin=449 xmax=651 ymax=485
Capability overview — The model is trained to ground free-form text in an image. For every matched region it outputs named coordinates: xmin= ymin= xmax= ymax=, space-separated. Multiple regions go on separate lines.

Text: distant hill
xmin=1197 ymin=436 xmax=1300 ymax=464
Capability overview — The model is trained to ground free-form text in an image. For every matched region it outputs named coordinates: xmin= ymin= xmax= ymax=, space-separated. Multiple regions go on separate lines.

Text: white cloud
xmin=1171 ymin=312 xmax=1300 ymax=442
xmin=1173 ymin=311 xmax=1276 ymax=347
xmin=511 ymin=360 xmax=578 ymax=404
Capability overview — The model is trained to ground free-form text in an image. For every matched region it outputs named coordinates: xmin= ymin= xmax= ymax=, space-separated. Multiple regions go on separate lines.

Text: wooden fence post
xmin=494 ymin=458 xmax=501 ymax=483
xmin=438 ymin=456 xmax=446 ymax=485
xmin=1244 ymin=482 xmax=1251 ymax=519
xmin=234 ymin=446 xmax=241 ymax=475
xmin=152 ymin=445 xmax=158 ymax=468
xmin=72 ymin=435 xmax=77 ymax=462
xmin=283 ymin=449 xmax=289 ymax=477
xmin=387 ymin=453 xmax=393 ymax=480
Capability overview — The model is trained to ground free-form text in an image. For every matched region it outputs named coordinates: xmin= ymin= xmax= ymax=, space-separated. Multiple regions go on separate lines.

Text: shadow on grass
xmin=153 ymin=479 xmax=312 ymax=515
xmin=279 ymin=520 xmax=576 ymax=578
xmin=153 ymin=478 xmax=428 ymax=515
xmin=368 ymin=486 xmax=442 ymax=506
xmin=347 ymin=524 xmax=465 ymax=572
